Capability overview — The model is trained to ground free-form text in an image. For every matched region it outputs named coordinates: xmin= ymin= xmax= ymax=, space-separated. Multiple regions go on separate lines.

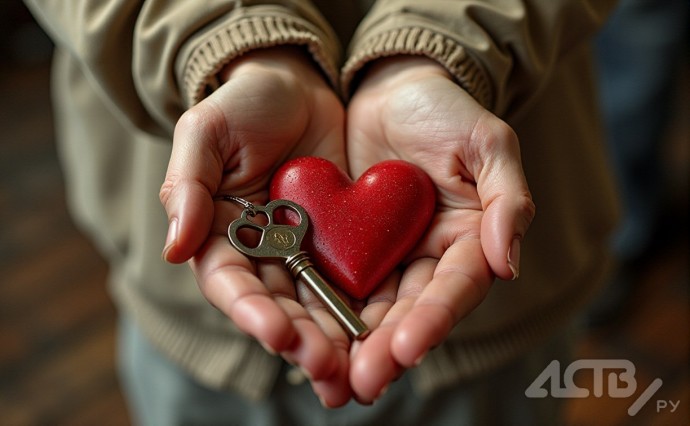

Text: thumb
xmin=477 ymin=128 xmax=535 ymax=281
xmin=159 ymin=108 xmax=224 ymax=263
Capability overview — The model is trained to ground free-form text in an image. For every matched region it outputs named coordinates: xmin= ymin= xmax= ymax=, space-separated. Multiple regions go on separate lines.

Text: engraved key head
xmin=228 ymin=199 xmax=308 ymax=259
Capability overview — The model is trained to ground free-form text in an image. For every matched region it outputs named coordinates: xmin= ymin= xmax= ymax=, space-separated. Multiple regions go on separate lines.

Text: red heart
xmin=270 ymin=157 xmax=436 ymax=300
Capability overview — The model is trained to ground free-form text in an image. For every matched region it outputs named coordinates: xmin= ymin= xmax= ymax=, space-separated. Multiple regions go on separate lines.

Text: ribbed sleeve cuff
xmin=181 ymin=14 xmax=340 ymax=106
xmin=342 ymin=27 xmax=493 ymax=110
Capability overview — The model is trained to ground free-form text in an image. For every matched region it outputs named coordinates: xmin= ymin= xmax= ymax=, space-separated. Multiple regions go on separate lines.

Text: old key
xmin=225 ymin=198 xmax=369 ymax=340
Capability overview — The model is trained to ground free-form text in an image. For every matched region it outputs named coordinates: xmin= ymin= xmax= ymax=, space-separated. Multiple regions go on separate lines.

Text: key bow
xmin=228 ymin=199 xmax=308 ymax=259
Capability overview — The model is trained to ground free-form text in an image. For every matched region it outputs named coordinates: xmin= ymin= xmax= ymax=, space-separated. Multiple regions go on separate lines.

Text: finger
xmin=160 ymin=104 xmax=227 ymax=263
xmin=349 ymin=324 xmax=403 ymax=403
xmin=356 ymin=270 xmax=401 ymax=329
xmin=310 ymin=342 xmax=352 ymax=408
xmin=292 ymin=279 xmax=356 ymax=364
xmin=254 ymin=261 xmax=352 ymax=388
xmin=474 ymin=121 xmax=535 ymax=280
xmin=349 ymin=261 xmax=432 ymax=402
xmin=196 ymin=234 xmax=347 ymax=385
xmin=391 ymin=238 xmax=492 ymax=367
xmin=276 ymin=311 xmax=340 ymax=381
xmin=190 ymin=235 xmax=298 ymax=353
xmin=280 ymin=280 xmax=354 ymax=408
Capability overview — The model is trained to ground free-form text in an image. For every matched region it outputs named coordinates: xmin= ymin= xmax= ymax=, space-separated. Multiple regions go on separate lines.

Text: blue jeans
xmin=117 ymin=316 xmax=573 ymax=426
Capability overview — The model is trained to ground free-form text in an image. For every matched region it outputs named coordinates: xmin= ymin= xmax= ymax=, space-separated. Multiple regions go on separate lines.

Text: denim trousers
xmin=117 ymin=316 xmax=575 ymax=426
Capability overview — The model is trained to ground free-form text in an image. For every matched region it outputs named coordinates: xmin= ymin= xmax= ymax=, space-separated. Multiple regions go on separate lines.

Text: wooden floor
xmin=1 ymin=17 xmax=688 ymax=426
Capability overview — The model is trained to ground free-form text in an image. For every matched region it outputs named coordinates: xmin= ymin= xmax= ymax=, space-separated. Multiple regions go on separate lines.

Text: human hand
xmin=159 ymin=47 xmax=353 ymax=406
xmin=346 ymin=56 xmax=535 ymax=402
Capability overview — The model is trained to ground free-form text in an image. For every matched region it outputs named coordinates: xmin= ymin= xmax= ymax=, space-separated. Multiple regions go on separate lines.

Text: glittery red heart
xmin=270 ymin=157 xmax=436 ymax=300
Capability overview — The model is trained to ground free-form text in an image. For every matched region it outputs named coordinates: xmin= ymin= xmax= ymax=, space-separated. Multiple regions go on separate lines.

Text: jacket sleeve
xmin=23 ymin=0 xmax=341 ymax=135
xmin=343 ymin=0 xmax=617 ymax=117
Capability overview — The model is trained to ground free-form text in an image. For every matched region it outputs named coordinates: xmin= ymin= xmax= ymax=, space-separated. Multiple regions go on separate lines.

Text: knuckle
xmin=517 ymin=192 xmax=537 ymax=225
xmin=159 ymin=178 xmax=175 ymax=206
xmin=481 ymin=119 xmax=518 ymax=152
xmin=175 ymin=106 xmax=213 ymax=137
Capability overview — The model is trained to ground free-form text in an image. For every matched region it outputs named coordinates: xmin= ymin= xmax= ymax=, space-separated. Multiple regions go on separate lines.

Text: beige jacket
xmin=25 ymin=0 xmax=618 ymax=399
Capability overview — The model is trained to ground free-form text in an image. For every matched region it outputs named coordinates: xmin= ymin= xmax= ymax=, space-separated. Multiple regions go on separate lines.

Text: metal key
xmin=227 ymin=199 xmax=369 ymax=340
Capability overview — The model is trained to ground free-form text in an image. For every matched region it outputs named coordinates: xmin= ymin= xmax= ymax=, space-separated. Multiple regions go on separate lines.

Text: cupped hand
xmin=346 ymin=56 xmax=536 ymax=402
xmin=159 ymin=47 xmax=352 ymax=407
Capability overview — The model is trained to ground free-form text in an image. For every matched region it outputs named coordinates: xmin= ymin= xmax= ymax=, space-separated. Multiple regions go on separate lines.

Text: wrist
xmin=356 ymin=55 xmax=452 ymax=94
xmin=218 ymin=45 xmax=322 ymax=83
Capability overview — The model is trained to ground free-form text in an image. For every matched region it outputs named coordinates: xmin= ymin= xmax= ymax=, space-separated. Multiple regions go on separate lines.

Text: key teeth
xmin=285 ymin=251 xmax=312 ymax=277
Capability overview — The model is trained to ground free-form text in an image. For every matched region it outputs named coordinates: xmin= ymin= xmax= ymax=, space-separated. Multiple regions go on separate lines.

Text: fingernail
xmin=354 ymin=396 xmax=373 ymax=406
xmin=350 ymin=341 xmax=362 ymax=360
xmin=375 ymin=385 xmax=389 ymax=401
xmin=319 ymin=395 xmax=332 ymax=409
xmin=162 ymin=218 xmax=179 ymax=261
xmin=300 ymin=367 xmax=312 ymax=381
xmin=286 ymin=367 xmax=308 ymax=386
xmin=259 ymin=341 xmax=277 ymax=356
xmin=508 ymin=237 xmax=521 ymax=280
xmin=414 ymin=351 xmax=427 ymax=367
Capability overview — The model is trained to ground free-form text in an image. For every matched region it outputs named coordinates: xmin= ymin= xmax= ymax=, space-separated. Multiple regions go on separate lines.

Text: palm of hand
xmin=161 ymin=50 xmax=353 ymax=406
xmin=345 ymin=60 xmax=532 ymax=402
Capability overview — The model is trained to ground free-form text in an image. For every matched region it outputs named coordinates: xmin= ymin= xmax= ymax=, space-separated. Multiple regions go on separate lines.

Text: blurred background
xmin=0 ymin=1 xmax=687 ymax=425
xmin=0 ymin=2 xmax=128 ymax=424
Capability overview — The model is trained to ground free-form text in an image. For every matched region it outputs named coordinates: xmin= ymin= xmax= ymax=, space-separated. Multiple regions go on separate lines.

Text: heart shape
xmin=270 ymin=157 xmax=436 ymax=300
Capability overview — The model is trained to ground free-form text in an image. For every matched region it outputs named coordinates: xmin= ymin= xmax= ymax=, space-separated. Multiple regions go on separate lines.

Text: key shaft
xmin=286 ymin=252 xmax=369 ymax=340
